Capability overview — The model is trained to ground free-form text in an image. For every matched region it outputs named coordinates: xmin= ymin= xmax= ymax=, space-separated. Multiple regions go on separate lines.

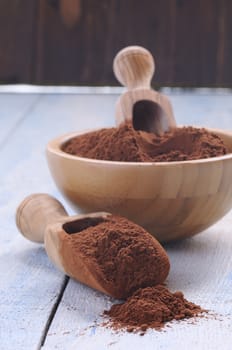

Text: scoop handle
xmin=16 ymin=193 xmax=68 ymax=243
xmin=113 ymin=46 xmax=155 ymax=90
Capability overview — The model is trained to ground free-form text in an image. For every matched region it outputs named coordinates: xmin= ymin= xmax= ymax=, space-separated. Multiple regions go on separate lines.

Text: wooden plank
xmin=35 ymin=0 xmax=232 ymax=87
xmin=217 ymin=0 xmax=232 ymax=86
xmin=0 ymin=0 xmax=37 ymax=84
xmin=170 ymin=93 xmax=232 ymax=130
xmin=0 ymin=92 xmax=118 ymax=349
xmin=0 ymin=0 xmax=231 ymax=87
xmin=35 ymin=0 xmax=177 ymax=86
xmin=0 ymin=94 xmax=40 ymax=145
xmin=0 ymin=94 xmax=65 ymax=350
xmin=0 ymin=242 xmax=67 ymax=350
xmin=0 ymin=0 xmax=231 ymax=86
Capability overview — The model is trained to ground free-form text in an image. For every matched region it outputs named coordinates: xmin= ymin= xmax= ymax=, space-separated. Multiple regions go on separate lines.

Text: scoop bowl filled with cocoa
xmin=46 ymin=46 xmax=232 ymax=242
xmin=16 ymin=193 xmax=170 ymax=300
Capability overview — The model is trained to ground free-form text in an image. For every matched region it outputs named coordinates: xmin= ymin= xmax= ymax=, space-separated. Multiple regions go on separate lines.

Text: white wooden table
xmin=1 ymin=86 xmax=232 ymax=350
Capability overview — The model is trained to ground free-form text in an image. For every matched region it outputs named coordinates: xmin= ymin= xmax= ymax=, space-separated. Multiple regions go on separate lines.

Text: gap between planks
xmin=39 ymin=276 xmax=69 ymax=349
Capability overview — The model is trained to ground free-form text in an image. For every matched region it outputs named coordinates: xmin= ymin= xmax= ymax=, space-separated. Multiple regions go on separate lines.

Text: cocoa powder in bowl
xmin=63 ymin=123 xmax=227 ymax=162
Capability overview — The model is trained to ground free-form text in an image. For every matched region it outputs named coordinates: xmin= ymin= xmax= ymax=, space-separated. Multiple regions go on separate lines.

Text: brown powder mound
xmin=104 ymin=285 xmax=205 ymax=334
xmin=60 ymin=215 xmax=170 ymax=299
xmin=63 ymin=123 xmax=227 ymax=162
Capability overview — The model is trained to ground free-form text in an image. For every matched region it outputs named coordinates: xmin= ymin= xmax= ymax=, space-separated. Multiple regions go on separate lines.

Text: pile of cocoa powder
xmin=104 ymin=285 xmax=205 ymax=334
xmin=63 ymin=123 xmax=227 ymax=162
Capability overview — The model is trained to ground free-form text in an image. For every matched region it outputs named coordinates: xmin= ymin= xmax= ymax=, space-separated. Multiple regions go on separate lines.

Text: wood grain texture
xmin=113 ymin=46 xmax=155 ymax=89
xmin=16 ymin=193 xmax=68 ymax=243
xmin=0 ymin=0 xmax=37 ymax=84
xmin=0 ymin=89 xmax=232 ymax=349
xmin=113 ymin=46 xmax=176 ymax=134
xmin=0 ymin=1 xmax=231 ymax=86
xmin=0 ymin=92 xmax=117 ymax=348
xmin=34 ymin=0 xmax=232 ymax=86
xmin=0 ymin=94 xmax=40 ymax=147
xmin=0 ymin=96 xmax=66 ymax=350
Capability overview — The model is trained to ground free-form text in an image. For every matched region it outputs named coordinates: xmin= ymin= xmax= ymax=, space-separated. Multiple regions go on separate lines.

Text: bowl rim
xmin=46 ymin=126 xmax=232 ymax=166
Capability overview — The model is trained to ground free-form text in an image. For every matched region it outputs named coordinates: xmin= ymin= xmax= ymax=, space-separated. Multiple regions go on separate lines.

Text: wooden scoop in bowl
xmin=16 ymin=193 xmax=170 ymax=299
xmin=114 ymin=46 xmax=176 ymax=135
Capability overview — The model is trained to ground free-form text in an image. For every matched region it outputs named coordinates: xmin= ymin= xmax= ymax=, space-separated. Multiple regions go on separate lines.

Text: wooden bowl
xmin=46 ymin=127 xmax=232 ymax=242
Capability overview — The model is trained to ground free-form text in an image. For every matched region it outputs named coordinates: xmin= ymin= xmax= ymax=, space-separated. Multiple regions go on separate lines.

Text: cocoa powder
xmin=60 ymin=215 xmax=207 ymax=333
xmin=104 ymin=285 xmax=205 ymax=334
xmin=60 ymin=215 xmax=170 ymax=299
xmin=63 ymin=123 xmax=227 ymax=162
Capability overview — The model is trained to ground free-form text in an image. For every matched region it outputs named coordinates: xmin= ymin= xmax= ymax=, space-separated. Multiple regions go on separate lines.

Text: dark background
xmin=0 ymin=0 xmax=231 ymax=87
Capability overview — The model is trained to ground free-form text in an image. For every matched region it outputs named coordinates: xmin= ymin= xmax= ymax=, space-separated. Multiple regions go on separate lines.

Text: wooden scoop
xmin=16 ymin=193 xmax=113 ymax=296
xmin=114 ymin=46 xmax=176 ymax=135
xmin=16 ymin=193 xmax=170 ymax=299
